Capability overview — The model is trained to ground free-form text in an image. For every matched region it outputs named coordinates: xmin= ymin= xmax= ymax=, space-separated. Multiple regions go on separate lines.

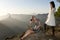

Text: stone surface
xmin=6 ymin=30 xmax=60 ymax=40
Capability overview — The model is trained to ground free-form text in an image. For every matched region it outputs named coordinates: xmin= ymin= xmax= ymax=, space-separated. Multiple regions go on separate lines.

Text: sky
xmin=0 ymin=0 xmax=60 ymax=16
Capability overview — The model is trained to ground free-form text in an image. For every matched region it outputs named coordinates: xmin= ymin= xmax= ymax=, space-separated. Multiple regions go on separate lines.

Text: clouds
xmin=0 ymin=7 xmax=48 ymax=15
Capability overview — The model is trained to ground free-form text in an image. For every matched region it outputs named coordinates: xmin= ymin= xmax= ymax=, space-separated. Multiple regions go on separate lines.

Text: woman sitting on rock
xmin=20 ymin=16 xmax=41 ymax=40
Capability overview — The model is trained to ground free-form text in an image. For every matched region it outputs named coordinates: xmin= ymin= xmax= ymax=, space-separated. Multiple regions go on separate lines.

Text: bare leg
xmin=21 ymin=29 xmax=34 ymax=40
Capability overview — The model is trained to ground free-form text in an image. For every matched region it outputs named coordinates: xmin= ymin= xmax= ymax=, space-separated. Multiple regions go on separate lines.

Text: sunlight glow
xmin=0 ymin=0 xmax=59 ymax=16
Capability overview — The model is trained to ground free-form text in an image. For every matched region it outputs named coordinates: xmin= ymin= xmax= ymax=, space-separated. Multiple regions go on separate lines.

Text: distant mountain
xmin=36 ymin=14 xmax=48 ymax=25
xmin=10 ymin=14 xmax=48 ymax=23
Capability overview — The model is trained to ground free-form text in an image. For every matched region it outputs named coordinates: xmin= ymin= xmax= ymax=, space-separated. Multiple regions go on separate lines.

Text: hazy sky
xmin=0 ymin=0 xmax=60 ymax=16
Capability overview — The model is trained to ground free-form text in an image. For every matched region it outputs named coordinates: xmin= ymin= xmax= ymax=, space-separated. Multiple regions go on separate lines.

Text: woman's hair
xmin=30 ymin=19 xmax=32 ymax=21
xmin=30 ymin=16 xmax=36 ymax=21
xmin=50 ymin=1 xmax=55 ymax=8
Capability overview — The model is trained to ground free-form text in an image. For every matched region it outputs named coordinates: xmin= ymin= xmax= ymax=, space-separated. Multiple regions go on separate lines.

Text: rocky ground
xmin=5 ymin=27 xmax=60 ymax=40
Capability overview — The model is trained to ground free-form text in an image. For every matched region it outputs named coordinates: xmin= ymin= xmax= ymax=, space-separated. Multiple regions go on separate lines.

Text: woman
xmin=20 ymin=16 xmax=41 ymax=40
xmin=44 ymin=1 xmax=56 ymax=36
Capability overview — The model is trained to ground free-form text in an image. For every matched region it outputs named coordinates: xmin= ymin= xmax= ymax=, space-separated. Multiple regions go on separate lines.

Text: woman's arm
xmin=28 ymin=20 xmax=32 ymax=29
xmin=34 ymin=22 xmax=41 ymax=30
xmin=52 ymin=8 xmax=56 ymax=14
xmin=36 ymin=22 xmax=41 ymax=29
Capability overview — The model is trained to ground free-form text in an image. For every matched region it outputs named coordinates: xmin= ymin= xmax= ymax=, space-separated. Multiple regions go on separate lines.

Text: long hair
xmin=50 ymin=1 xmax=55 ymax=8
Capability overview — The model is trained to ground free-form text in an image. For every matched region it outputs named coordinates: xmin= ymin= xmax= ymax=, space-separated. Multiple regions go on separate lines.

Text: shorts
xmin=32 ymin=28 xmax=40 ymax=33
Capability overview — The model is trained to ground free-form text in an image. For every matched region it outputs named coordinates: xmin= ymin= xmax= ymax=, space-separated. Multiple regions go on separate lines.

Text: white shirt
xmin=45 ymin=8 xmax=56 ymax=26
